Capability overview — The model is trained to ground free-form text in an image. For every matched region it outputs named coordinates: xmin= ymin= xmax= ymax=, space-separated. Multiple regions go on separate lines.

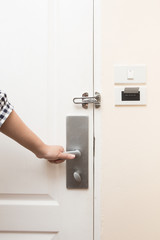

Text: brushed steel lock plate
xmin=66 ymin=116 xmax=88 ymax=189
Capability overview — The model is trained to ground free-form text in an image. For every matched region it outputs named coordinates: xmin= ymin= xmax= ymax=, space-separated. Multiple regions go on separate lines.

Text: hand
xmin=36 ymin=144 xmax=75 ymax=164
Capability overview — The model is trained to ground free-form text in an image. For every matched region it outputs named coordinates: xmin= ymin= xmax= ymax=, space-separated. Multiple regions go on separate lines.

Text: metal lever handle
xmin=65 ymin=150 xmax=81 ymax=158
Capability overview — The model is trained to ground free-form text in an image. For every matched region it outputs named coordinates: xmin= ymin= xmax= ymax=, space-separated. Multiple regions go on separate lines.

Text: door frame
xmin=93 ymin=0 xmax=102 ymax=239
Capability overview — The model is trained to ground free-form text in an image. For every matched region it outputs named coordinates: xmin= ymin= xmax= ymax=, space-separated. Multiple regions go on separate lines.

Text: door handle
xmin=64 ymin=150 xmax=81 ymax=158
xmin=66 ymin=116 xmax=88 ymax=189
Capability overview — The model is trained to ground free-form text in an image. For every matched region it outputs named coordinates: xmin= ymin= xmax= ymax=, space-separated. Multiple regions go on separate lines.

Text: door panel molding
xmin=0 ymin=194 xmax=59 ymax=206
xmin=0 ymin=232 xmax=57 ymax=240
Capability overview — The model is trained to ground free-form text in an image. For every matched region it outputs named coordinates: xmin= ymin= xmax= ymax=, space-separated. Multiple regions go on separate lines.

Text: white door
xmin=0 ymin=0 xmax=94 ymax=239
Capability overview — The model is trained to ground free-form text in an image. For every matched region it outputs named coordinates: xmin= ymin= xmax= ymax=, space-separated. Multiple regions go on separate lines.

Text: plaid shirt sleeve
xmin=0 ymin=91 xmax=13 ymax=128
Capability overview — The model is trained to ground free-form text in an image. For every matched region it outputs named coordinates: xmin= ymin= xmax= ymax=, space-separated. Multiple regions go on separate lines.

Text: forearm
xmin=0 ymin=110 xmax=45 ymax=157
xmin=0 ymin=110 xmax=75 ymax=162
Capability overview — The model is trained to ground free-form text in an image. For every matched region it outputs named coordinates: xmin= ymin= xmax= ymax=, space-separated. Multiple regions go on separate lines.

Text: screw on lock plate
xmin=73 ymin=92 xmax=101 ymax=109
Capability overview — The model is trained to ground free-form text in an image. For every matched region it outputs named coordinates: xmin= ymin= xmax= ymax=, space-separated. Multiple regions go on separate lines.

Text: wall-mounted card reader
xmin=115 ymin=86 xmax=146 ymax=106
xmin=122 ymin=88 xmax=140 ymax=101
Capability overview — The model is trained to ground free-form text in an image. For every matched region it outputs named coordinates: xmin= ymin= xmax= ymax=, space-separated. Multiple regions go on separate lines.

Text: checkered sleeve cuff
xmin=0 ymin=91 xmax=14 ymax=127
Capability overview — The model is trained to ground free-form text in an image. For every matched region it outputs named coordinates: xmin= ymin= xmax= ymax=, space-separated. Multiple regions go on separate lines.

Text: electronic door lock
xmin=66 ymin=116 xmax=88 ymax=189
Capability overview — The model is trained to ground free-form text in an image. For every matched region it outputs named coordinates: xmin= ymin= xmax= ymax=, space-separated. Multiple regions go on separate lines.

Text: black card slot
xmin=122 ymin=91 xmax=140 ymax=101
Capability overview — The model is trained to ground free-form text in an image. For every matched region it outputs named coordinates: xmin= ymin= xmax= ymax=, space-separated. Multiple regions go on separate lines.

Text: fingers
xmin=46 ymin=146 xmax=75 ymax=164
xmin=48 ymin=154 xmax=75 ymax=164
xmin=48 ymin=159 xmax=65 ymax=164
xmin=58 ymin=152 xmax=75 ymax=160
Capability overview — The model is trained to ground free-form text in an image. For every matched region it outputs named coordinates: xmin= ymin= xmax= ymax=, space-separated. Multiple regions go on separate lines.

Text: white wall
xmin=101 ymin=0 xmax=160 ymax=239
